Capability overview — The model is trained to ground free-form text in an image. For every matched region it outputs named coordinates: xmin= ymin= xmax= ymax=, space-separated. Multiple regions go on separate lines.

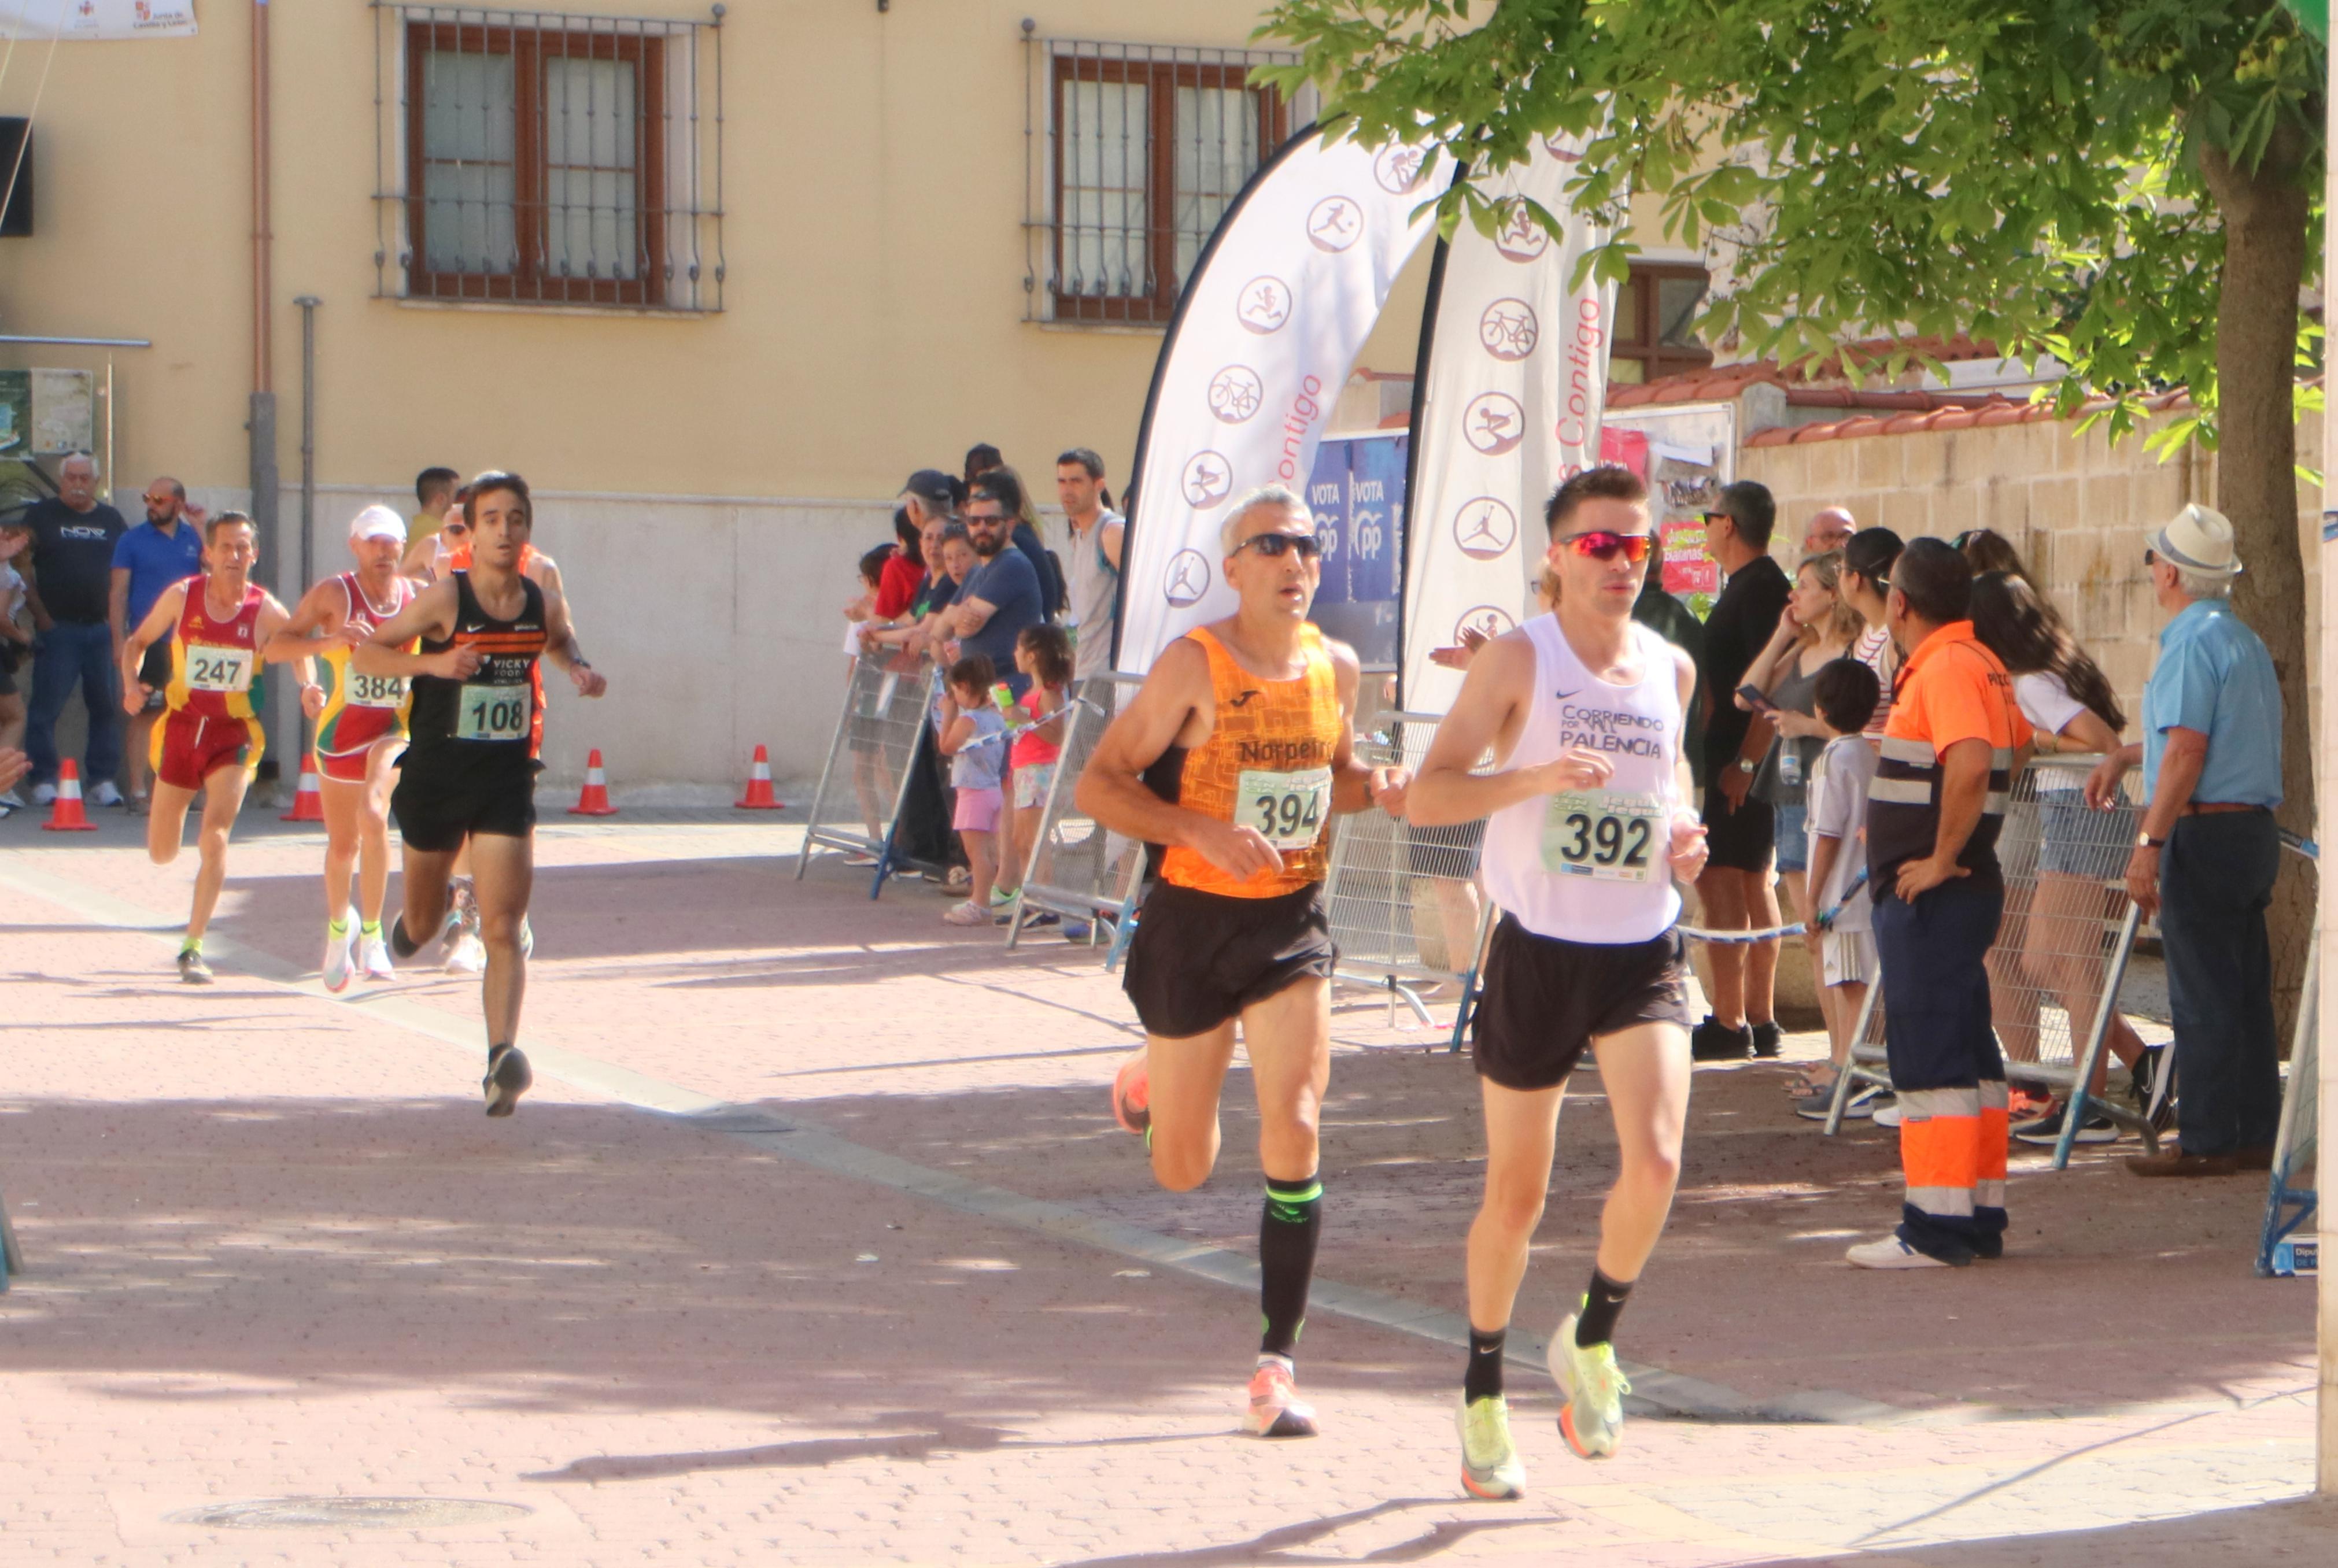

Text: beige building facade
xmin=7 ymin=1 xmax=1450 ymax=790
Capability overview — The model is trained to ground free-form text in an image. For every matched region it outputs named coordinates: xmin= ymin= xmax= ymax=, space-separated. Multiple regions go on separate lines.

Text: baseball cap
xmin=902 ymin=469 xmax=956 ymax=508
xmin=348 ymin=504 xmax=408 ymax=544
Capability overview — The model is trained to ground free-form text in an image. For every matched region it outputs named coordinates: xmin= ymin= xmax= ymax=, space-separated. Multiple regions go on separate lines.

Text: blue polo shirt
xmin=2142 ymin=597 xmax=2282 ymax=807
xmin=111 ymin=518 xmax=205 ymax=633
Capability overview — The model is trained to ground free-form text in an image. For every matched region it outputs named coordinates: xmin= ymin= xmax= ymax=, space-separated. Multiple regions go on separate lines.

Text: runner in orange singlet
xmin=268 ymin=505 xmax=423 ymax=990
xmin=119 ymin=512 xmax=307 ymax=983
xmin=1076 ymin=484 xmax=1408 ymax=1438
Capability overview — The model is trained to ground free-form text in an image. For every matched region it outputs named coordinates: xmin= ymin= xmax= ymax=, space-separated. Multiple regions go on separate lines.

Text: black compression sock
xmin=1575 ymin=1267 xmax=1635 ymax=1347
xmin=1258 ymin=1173 xmax=1323 ymax=1358
xmin=1464 ymin=1326 xmax=1506 ymax=1403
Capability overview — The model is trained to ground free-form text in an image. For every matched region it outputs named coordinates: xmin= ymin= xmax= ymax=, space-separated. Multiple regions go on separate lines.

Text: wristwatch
xmin=2137 ymin=831 xmax=2166 ymax=849
xmin=1737 ymin=758 xmax=1757 ymax=774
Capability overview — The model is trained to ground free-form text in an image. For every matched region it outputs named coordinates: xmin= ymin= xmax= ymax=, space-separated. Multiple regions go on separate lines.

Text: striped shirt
xmin=1866 ymin=621 xmax=2032 ymax=894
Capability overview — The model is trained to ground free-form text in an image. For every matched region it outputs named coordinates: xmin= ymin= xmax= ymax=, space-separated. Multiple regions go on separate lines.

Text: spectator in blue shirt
xmin=109 ymin=476 xmax=209 ymax=810
xmin=2086 ymin=504 xmax=2285 ymax=1178
xmin=943 ymin=476 xmax=1046 ymax=698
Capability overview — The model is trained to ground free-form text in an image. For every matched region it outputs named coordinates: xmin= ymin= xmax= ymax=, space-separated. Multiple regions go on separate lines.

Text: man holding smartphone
xmin=1690 ymin=482 xmax=1792 ymax=1060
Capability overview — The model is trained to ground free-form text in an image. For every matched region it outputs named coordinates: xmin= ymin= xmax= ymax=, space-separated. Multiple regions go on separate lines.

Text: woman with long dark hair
xmin=1970 ymin=570 xmax=2161 ymax=1142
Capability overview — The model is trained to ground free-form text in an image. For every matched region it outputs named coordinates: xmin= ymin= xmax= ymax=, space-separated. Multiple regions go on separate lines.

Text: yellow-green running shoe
xmin=1456 ymin=1393 xmax=1526 ymax=1499
xmin=1550 ymin=1311 xmax=1631 ymax=1459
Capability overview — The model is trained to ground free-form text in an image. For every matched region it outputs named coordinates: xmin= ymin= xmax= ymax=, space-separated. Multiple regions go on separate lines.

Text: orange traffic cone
xmin=734 ymin=744 xmax=784 ymax=810
xmin=280 ymin=750 xmax=326 ymax=822
xmin=567 ymin=748 xmax=618 ymax=816
xmin=41 ymin=760 xmax=98 ymax=831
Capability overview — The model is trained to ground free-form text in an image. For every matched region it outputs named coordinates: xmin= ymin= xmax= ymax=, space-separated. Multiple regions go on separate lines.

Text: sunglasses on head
xmin=1559 ymin=530 xmax=1652 ymax=564
xmin=1237 ymin=531 xmax=1323 ymax=561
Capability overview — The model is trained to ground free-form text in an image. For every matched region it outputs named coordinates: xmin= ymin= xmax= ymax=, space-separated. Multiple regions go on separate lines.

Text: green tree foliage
xmin=1257 ymin=1 xmax=2324 ymax=455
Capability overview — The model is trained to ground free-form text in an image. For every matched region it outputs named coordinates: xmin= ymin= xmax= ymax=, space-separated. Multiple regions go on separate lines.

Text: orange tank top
xmin=1159 ymin=624 xmax=1344 ymax=898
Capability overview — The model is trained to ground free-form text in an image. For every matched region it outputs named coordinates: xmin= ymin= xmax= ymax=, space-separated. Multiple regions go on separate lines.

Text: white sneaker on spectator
xmin=89 ymin=780 xmax=124 ymax=807
xmin=1846 ymin=1235 xmax=1953 ymax=1270
xmin=0 ymin=788 xmax=23 ymax=811
xmin=1870 ymin=1099 xmax=1902 ymax=1129
xmin=31 ymin=782 xmax=57 ymax=807
xmin=444 ymin=931 xmax=486 ymax=974
xmin=941 ymin=900 xmax=989 ymax=926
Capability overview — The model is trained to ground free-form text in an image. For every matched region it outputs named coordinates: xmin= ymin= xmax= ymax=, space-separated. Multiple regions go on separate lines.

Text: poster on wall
xmin=0 ymin=371 xmax=30 ymax=457
xmin=1604 ymin=401 xmax=1736 ymax=618
xmin=0 ymin=2 xmax=197 ymax=39
xmin=30 ymin=368 xmax=94 ymax=454
xmin=1305 ymin=432 xmax=1406 ymax=670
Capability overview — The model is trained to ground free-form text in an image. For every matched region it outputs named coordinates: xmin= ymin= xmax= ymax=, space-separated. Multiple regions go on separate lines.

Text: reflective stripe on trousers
xmin=1874 ymin=878 xmax=2010 ymax=1262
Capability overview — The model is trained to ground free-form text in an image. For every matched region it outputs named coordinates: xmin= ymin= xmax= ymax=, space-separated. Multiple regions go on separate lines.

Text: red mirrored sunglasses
xmin=1560 ymin=530 xmax=1652 ymax=564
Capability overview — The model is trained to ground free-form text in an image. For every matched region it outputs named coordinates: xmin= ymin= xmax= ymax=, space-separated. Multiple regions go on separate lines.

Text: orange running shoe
xmin=1111 ymin=1048 xmax=1151 ymax=1135
xmin=1244 ymin=1356 xmax=1318 ymax=1438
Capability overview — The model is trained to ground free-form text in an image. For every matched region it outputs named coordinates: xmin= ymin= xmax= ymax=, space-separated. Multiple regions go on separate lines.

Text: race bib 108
xmin=1540 ymin=788 xmax=1665 ymax=883
xmin=346 ymin=670 xmax=407 ymax=709
xmin=184 ymin=647 xmax=254 ymax=694
xmin=455 ymin=681 xmax=532 ymax=742
xmin=1235 ymin=765 xmax=1332 ymax=851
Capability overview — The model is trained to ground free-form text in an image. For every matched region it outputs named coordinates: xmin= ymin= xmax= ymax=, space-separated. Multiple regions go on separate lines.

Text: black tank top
xmin=408 ymin=571 xmax=549 ymax=757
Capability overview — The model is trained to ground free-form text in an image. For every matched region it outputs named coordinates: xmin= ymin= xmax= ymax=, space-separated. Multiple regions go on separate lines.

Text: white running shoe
xmin=31 ymin=782 xmax=57 ymax=807
xmin=445 ymin=931 xmax=486 ymax=974
xmin=359 ymin=930 xmax=396 ymax=981
xmin=1871 ymin=1099 xmax=1903 ymax=1129
xmin=1456 ymin=1393 xmax=1527 ymax=1499
xmin=0 ymin=787 xmax=27 ymax=811
xmin=519 ymin=915 xmax=534 ymax=959
xmin=322 ymin=916 xmax=355 ymax=993
xmin=1550 ymin=1313 xmax=1631 ymax=1459
xmin=89 ymin=779 xmax=124 ymax=807
xmin=1845 ymin=1235 xmax=1957 ymax=1270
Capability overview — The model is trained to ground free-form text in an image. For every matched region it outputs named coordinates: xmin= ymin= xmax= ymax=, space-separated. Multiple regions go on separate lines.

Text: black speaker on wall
xmin=0 ymin=119 xmax=31 ymax=238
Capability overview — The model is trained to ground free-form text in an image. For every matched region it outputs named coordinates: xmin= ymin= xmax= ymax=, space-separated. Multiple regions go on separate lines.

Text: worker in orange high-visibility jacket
xmin=1846 ymin=537 xmax=2033 ymax=1270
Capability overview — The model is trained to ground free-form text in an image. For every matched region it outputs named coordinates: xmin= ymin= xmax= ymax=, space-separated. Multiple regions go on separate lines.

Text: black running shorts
xmin=391 ymin=744 xmax=540 ymax=852
xmin=1122 ymin=879 xmax=1335 ymax=1039
xmin=1699 ymin=774 xmax=1776 ymax=873
xmin=1471 ymin=916 xmax=1692 ymax=1090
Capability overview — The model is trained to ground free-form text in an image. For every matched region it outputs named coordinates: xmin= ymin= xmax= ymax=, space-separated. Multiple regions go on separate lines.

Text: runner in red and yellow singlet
xmin=354 ymin=472 xmax=605 ymax=1118
xmin=267 ymin=505 xmax=423 ymax=992
xmin=1076 ymin=484 xmax=1408 ymax=1439
xmin=119 ymin=512 xmax=308 ymax=983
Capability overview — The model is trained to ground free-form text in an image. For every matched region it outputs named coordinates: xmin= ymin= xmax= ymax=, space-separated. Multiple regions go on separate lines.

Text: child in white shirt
xmin=1794 ymin=657 xmax=1885 ymax=1111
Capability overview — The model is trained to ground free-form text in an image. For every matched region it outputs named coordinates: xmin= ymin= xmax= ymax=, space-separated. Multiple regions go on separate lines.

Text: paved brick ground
xmin=1 ymin=806 xmax=2329 ymax=1565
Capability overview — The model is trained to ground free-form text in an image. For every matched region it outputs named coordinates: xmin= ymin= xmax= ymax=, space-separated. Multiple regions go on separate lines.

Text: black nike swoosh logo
xmin=1227 ymin=690 xmax=1264 ymax=708
xmin=1553 ymin=687 xmax=1580 ymax=701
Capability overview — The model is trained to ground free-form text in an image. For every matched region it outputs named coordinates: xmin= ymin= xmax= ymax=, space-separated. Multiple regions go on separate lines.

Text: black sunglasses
xmin=1236 ymin=532 xmax=1323 ymax=561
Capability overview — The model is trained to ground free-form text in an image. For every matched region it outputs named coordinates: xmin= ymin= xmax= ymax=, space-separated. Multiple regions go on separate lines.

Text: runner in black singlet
xmin=353 ymin=472 xmax=605 ymax=1116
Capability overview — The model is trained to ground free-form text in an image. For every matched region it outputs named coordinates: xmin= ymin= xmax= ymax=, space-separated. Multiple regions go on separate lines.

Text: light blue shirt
xmin=2141 ymin=597 xmax=2282 ymax=807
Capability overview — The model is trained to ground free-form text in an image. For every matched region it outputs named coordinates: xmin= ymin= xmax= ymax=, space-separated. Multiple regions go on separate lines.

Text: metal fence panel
xmin=1821 ymin=754 xmax=2159 ymax=1166
xmin=1004 ymin=675 xmax=1148 ymax=948
xmin=794 ymin=656 xmax=943 ymax=896
xmin=1320 ymin=709 xmax=1493 ymax=1039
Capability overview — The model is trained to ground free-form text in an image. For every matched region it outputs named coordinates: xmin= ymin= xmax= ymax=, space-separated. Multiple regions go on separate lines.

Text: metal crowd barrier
xmin=1003 ymin=674 xmax=1148 ymax=950
xmin=1820 ymin=753 xmax=2155 ymax=1168
xmin=1321 ymin=709 xmax=1494 ymax=1046
xmin=2258 ymin=833 xmax=2318 ymax=1276
xmin=793 ymin=655 xmax=947 ymax=899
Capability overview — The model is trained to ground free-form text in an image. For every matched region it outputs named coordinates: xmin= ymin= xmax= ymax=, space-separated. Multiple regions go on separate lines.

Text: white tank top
xmin=1481 ymin=615 xmax=1684 ymax=944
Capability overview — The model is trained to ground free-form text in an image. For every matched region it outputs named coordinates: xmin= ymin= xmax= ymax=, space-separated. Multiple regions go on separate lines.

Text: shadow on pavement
xmin=1741 ymin=1495 xmax=2338 ymax=1567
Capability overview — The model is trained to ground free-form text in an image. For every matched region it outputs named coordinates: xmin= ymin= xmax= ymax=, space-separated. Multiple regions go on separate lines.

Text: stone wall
xmin=1739 ymin=411 xmax=2324 ymax=750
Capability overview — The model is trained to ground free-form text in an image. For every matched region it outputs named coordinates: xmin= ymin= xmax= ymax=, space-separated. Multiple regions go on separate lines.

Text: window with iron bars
xmin=371 ymin=3 xmax=725 ymax=310
xmin=1024 ymin=35 xmax=1316 ymax=326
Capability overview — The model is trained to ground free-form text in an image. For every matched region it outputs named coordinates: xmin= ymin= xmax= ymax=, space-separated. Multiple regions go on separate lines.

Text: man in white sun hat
xmin=2086 ymin=502 xmax=2284 ymax=1178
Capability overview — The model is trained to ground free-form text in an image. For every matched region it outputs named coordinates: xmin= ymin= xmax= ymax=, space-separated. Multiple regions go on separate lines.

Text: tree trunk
xmin=2200 ymin=130 xmax=2314 ymax=1049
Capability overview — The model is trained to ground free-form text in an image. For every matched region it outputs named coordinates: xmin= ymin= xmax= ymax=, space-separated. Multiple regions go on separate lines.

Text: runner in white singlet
xmin=1409 ymin=467 xmax=1707 ymax=1497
